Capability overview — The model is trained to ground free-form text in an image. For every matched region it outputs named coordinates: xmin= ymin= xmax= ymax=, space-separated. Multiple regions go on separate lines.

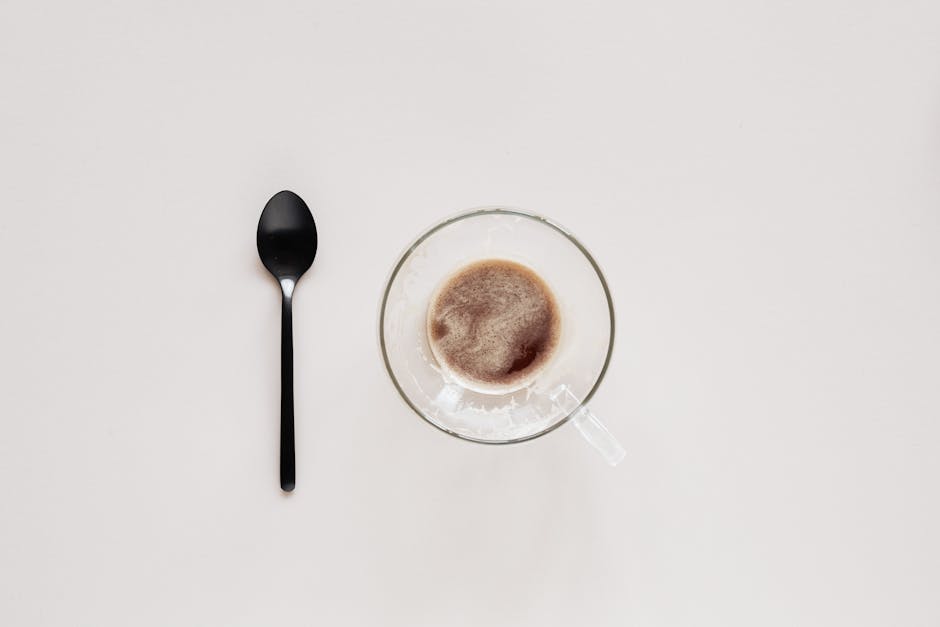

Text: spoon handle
xmin=280 ymin=282 xmax=296 ymax=492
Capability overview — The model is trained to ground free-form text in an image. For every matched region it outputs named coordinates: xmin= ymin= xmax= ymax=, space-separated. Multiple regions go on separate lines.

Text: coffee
xmin=427 ymin=259 xmax=561 ymax=392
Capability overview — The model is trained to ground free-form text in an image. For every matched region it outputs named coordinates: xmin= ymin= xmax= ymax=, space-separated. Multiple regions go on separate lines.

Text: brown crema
xmin=427 ymin=259 xmax=561 ymax=390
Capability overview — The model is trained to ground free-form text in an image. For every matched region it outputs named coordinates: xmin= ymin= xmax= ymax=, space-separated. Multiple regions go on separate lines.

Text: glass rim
xmin=378 ymin=206 xmax=615 ymax=445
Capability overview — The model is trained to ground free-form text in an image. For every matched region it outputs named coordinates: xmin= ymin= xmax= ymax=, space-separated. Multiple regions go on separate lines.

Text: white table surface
xmin=2 ymin=1 xmax=939 ymax=625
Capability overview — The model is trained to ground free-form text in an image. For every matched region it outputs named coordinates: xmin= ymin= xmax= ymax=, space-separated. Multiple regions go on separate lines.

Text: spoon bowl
xmin=257 ymin=191 xmax=318 ymax=279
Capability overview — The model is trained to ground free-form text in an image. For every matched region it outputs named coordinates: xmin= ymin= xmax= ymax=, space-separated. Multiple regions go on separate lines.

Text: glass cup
xmin=378 ymin=207 xmax=624 ymax=465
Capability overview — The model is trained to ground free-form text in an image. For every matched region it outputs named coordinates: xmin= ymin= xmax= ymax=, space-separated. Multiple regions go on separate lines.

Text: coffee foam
xmin=427 ymin=259 xmax=560 ymax=393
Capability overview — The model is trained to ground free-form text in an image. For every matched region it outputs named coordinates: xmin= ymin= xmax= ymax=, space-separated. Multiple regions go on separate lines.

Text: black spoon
xmin=257 ymin=190 xmax=318 ymax=492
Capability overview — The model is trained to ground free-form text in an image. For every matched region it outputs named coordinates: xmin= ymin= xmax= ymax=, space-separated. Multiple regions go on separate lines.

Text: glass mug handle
xmin=550 ymin=385 xmax=625 ymax=466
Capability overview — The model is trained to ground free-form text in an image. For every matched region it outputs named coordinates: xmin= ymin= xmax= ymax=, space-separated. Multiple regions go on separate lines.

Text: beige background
xmin=1 ymin=1 xmax=939 ymax=625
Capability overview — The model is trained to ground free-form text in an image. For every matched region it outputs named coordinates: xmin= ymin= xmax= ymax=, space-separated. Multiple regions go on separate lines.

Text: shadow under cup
xmin=379 ymin=208 xmax=615 ymax=445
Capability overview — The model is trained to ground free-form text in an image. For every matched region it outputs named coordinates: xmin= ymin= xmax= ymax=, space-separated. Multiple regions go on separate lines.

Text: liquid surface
xmin=427 ymin=259 xmax=560 ymax=391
